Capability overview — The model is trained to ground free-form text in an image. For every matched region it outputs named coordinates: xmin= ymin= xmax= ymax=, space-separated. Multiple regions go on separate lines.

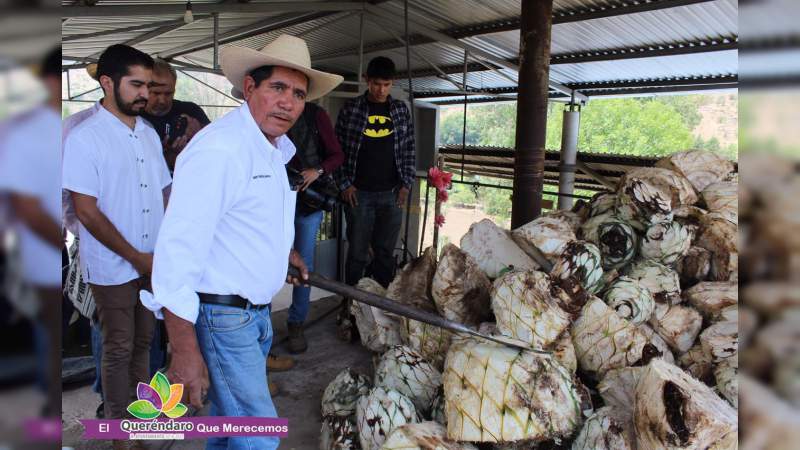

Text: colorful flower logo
xmin=127 ymin=371 xmax=187 ymax=419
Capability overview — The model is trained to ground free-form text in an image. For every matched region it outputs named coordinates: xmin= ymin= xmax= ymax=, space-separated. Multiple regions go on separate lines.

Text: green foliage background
xmin=438 ymin=94 xmax=738 ymax=224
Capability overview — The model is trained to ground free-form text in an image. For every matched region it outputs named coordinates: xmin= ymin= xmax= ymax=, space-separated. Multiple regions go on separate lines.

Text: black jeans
xmin=344 ymin=188 xmax=403 ymax=287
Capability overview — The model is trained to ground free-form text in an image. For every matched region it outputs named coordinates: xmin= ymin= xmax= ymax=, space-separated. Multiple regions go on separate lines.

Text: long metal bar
xmin=357 ymin=11 xmax=365 ymax=91
xmin=176 ymin=70 xmax=243 ymax=104
xmin=511 ymin=0 xmax=553 ymax=228
xmin=62 ymin=2 xmax=366 ymax=17
xmin=379 ymin=25 xmax=472 ymax=94
xmin=419 ymin=183 xmax=430 ymax=255
xmin=69 ymin=86 xmax=101 ymax=101
xmin=297 ymin=11 xmax=358 ymax=38
xmin=66 ymin=69 xmax=71 ymax=101
xmin=401 ymin=0 xmax=414 ymax=266
xmin=445 ymin=178 xmax=594 ymax=200
xmin=286 ymin=267 xmax=536 ymax=352
xmin=62 ymin=18 xmax=198 ymax=42
xmin=159 ymin=12 xmax=333 ymax=59
xmin=212 ymin=13 xmax=220 ymax=70
xmin=88 ymin=19 xmax=199 ymax=59
xmin=575 ymin=160 xmax=617 ymax=190
xmin=461 ymin=49 xmax=468 ymax=182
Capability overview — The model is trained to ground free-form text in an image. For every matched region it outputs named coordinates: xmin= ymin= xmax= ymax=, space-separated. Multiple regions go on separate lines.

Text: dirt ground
xmin=61 ymin=296 xmax=374 ymax=450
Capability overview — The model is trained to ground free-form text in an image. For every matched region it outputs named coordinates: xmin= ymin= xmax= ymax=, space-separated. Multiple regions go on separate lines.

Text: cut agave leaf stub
xmin=598 ymin=219 xmax=639 ymax=270
xmin=552 ymin=241 xmax=604 ymax=294
xmin=603 ymin=276 xmax=655 ymax=326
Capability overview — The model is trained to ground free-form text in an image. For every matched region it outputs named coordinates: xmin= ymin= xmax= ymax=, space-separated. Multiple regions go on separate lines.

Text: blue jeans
xmin=91 ymin=320 xmax=165 ymax=400
xmin=289 ymin=209 xmax=324 ymax=325
xmin=196 ymin=303 xmax=279 ymax=450
xmin=345 ymin=189 xmax=403 ymax=287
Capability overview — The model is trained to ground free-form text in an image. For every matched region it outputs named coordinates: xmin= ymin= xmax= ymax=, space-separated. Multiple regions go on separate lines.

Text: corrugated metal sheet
xmin=61 ymin=0 xmax=739 ymax=97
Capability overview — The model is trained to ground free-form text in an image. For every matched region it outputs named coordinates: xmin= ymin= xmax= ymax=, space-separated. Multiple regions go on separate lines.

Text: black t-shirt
xmin=354 ymin=100 xmax=399 ymax=192
xmin=141 ymin=99 xmax=211 ymax=142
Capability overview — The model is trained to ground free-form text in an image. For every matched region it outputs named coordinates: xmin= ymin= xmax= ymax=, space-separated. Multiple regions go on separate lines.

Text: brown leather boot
xmin=267 ymin=353 xmax=295 ymax=372
xmin=287 ymin=323 xmax=308 ymax=354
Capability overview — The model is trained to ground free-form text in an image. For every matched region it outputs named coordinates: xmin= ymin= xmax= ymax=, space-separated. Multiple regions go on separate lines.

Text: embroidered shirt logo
xmin=252 ymin=174 xmax=271 ymax=179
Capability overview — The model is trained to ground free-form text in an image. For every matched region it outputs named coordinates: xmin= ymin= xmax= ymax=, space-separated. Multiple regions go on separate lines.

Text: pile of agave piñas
xmin=320 ymin=149 xmax=738 ymax=450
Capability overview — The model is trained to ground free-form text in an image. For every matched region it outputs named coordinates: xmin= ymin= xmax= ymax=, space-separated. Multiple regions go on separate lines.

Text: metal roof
xmin=62 ymin=0 xmax=740 ymax=101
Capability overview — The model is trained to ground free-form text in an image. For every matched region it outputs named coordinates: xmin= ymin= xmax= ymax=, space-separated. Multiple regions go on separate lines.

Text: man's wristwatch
xmin=316 ymin=166 xmax=325 ymax=176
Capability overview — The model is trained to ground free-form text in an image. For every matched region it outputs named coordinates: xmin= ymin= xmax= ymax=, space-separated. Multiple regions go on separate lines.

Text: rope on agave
xmin=286 ymin=267 xmax=542 ymax=353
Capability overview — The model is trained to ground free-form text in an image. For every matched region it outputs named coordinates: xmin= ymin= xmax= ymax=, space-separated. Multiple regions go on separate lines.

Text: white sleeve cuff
xmin=139 ymin=285 xmax=200 ymax=324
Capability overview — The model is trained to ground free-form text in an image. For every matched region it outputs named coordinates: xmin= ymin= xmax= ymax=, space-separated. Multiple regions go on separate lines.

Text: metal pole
xmin=401 ymin=0 xmax=415 ymax=265
xmin=511 ymin=0 xmax=554 ymax=229
xmin=558 ymin=103 xmax=580 ymax=210
xmin=357 ymin=12 xmax=365 ymax=91
xmin=287 ymin=267 xmax=537 ymax=352
xmin=461 ymin=49 xmax=468 ymax=182
xmin=212 ymin=12 xmax=219 ymax=69
xmin=66 ymin=69 xmax=71 ymax=100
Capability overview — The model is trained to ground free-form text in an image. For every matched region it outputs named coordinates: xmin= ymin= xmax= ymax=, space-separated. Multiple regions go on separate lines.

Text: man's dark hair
xmin=96 ymin=44 xmax=154 ymax=87
xmin=366 ymin=56 xmax=395 ymax=80
xmin=41 ymin=47 xmax=60 ymax=78
xmin=247 ymin=64 xmax=310 ymax=93
xmin=247 ymin=65 xmax=275 ymax=88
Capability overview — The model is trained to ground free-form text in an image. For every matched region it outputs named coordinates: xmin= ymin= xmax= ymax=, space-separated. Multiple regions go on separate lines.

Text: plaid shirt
xmin=335 ymin=92 xmax=416 ymax=190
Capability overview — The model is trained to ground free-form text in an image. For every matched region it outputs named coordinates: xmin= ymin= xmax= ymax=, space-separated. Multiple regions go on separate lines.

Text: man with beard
xmin=63 ymin=45 xmax=171 ymax=443
xmin=141 ymin=59 xmax=210 ymax=173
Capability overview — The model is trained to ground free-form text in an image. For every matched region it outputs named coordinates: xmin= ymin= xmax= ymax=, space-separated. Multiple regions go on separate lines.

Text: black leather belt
xmin=198 ymin=293 xmax=269 ymax=310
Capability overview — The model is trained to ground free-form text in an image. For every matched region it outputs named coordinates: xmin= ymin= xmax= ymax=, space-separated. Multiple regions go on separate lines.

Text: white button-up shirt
xmin=140 ymin=103 xmax=297 ymax=324
xmin=62 ymin=104 xmax=171 ymax=286
xmin=62 ymin=101 xmax=102 ymax=237
xmin=0 ymin=106 xmax=62 ymax=287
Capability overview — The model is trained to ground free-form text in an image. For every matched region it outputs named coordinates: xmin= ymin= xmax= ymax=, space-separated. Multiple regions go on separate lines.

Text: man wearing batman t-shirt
xmin=336 ymin=56 xmax=415 ymax=294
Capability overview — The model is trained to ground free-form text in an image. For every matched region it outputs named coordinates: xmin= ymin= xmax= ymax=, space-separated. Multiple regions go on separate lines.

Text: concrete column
xmin=511 ymin=0 xmax=554 ymax=228
xmin=558 ymin=105 xmax=580 ymax=210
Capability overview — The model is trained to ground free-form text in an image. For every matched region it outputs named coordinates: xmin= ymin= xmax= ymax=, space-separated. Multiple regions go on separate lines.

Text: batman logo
xmin=363 ymin=115 xmax=394 ymax=138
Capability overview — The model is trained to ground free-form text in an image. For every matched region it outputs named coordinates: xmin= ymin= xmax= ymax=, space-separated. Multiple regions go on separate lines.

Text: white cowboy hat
xmin=221 ymin=34 xmax=343 ymax=101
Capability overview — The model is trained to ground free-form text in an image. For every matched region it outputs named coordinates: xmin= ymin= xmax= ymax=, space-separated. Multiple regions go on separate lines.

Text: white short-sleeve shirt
xmin=0 ymin=106 xmax=62 ymax=287
xmin=62 ymin=101 xmax=102 ymax=237
xmin=62 ymin=104 xmax=171 ymax=286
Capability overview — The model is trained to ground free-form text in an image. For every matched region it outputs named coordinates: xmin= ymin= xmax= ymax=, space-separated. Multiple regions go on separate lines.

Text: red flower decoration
xmin=436 ymin=189 xmax=449 ymax=203
xmin=434 ymin=214 xmax=446 ymax=227
xmin=428 ymin=167 xmax=453 ymax=191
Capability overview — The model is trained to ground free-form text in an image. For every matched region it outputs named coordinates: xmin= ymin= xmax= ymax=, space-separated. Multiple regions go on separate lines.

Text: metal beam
xmin=550 ymin=37 xmax=738 ymax=65
xmin=159 ymin=12 xmax=333 ymax=59
xmin=62 ymin=18 xmax=204 ymax=42
xmin=314 ymin=0 xmax=717 ymax=65
xmin=568 ymin=74 xmax=738 ymax=90
xmin=414 ymin=74 xmax=738 ymax=100
xmin=400 ymin=36 xmax=737 ymax=80
xmin=87 ymin=19 xmax=200 ymax=58
xmin=61 ymin=2 xmax=365 ymax=17
xmin=364 ymin=6 xmax=583 ymax=101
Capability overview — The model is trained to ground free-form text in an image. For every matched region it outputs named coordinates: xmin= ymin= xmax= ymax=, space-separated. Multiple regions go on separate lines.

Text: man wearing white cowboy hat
xmin=141 ymin=34 xmax=342 ymax=449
